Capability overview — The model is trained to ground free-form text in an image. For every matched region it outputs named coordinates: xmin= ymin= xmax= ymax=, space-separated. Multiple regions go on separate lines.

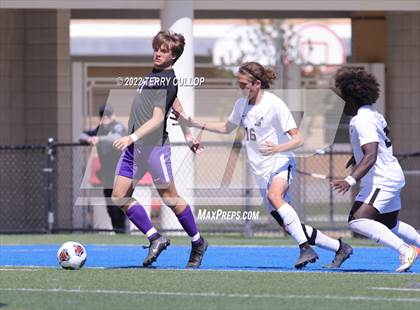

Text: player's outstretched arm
xmin=172 ymin=98 xmax=204 ymax=154
xmin=259 ymin=128 xmax=304 ymax=156
xmin=172 ymin=97 xmax=192 ymax=136
xmin=171 ymin=109 xmax=237 ymax=134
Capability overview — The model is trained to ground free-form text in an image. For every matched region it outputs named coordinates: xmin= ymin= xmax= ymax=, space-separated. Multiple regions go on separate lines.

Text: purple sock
xmin=176 ymin=205 xmax=203 ymax=246
xmin=126 ymin=203 xmax=159 ymax=241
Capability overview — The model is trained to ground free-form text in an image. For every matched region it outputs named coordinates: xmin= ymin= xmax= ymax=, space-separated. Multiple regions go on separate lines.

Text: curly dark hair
xmin=334 ymin=67 xmax=380 ymax=106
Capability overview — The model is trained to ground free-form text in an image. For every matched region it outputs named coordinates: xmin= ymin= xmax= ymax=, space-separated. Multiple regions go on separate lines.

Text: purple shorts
xmin=116 ymin=143 xmax=173 ymax=185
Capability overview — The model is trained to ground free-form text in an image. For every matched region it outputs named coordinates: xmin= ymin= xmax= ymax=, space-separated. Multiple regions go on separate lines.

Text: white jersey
xmin=228 ymin=91 xmax=297 ymax=178
xmin=349 ymin=105 xmax=405 ymax=190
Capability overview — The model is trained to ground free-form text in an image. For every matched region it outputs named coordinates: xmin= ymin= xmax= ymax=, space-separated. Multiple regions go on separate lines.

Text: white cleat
xmin=396 ymin=245 xmax=418 ymax=272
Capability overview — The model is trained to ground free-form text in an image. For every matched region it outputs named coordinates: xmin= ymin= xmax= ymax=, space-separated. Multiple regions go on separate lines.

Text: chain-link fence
xmin=1 ymin=140 xmax=419 ymax=234
xmin=0 ymin=145 xmax=49 ymax=233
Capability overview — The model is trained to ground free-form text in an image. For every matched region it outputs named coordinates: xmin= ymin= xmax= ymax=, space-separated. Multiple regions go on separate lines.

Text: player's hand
xmin=259 ymin=141 xmax=280 ymax=156
xmin=186 ymin=135 xmax=204 ymax=154
xmin=170 ymin=110 xmax=195 ymax=128
xmin=330 ymin=179 xmax=351 ymax=195
xmin=113 ymin=136 xmax=132 ymax=151
xmin=345 ymin=156 xmax=356 ymax=169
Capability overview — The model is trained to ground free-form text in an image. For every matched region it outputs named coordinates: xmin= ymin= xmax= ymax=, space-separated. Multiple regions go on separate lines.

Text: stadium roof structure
xmin=1 ymin=0 xmax=419 ymax=11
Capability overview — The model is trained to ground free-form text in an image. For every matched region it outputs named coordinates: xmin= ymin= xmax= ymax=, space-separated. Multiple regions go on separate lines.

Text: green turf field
xmin=1 ymin=268 xmax=419 ymax=310
xmin=1 ymin=234 xmax=419 ymax=310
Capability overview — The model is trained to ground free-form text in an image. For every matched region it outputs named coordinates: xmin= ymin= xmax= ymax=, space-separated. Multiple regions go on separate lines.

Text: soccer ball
xmin=57 ymin=241 xmax=87 ymax=270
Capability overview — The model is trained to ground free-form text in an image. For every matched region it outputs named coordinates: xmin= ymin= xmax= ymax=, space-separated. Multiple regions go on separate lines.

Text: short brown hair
xmin=152 ymin=30 xmax=185 ymax=64
xmin=334 ymin=67 xmax=380 ymax=106
xmin=238 ymin=62 xmax=276 ymax=89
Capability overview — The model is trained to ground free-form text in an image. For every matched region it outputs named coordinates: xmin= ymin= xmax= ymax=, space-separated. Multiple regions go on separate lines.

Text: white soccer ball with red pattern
xmin=57 ymin=241 xmax=87 ymax=270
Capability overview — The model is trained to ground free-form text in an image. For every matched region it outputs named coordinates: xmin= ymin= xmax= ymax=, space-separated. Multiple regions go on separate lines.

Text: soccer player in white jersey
xmin=173 ymin=62 xmax=353 ymax=269
xmin=331 ymin=68 xmax=420 ymax=272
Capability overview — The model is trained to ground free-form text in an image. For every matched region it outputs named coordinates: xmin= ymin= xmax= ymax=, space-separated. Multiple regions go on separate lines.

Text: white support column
xmin=160 ymin=0 xmax=196 ymax=232
xmin=72 ymin=62 xmax=84 ymax=142
xmin=161 ymin=0 xmax=194 ymax=119
xmin=71 ymin=61 xmax=85 ymax=229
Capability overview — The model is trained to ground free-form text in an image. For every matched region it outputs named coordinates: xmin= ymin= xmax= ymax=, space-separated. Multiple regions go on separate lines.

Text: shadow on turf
xmin=104 ymin=265 xmax=391 ymax=273
xmin=337 ymin=269 xmax=389 ymax=272
xmin=316 ymin=268 xmax=390 ymax=273
xmin=212 ymin=266 xmax=292 ymax=271
xmin=105 ymin=265 xmax=297 ymax=271
xmin=218 ymin=266 xmax=390 ymax=272
xmin=105 ymin=266 xmax=181 ymax=269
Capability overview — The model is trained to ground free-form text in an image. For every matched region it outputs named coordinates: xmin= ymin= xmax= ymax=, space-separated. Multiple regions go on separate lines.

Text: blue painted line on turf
xmin=0 ymin=244 xmax=418 ymax=273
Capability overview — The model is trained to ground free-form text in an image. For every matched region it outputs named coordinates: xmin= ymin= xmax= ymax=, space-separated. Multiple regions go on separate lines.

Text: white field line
xmin=370 ymin=287 xmax=420 ymax=292
xmin=0 ymin=288 xmax=419 ymax=303
xmin=0 ymin=268 xmax=41 ymax=272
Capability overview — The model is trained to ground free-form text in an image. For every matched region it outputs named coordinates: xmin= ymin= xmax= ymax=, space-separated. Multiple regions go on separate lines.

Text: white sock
xmin=391 ymin=221 xmax=420 ymax=247
xmin=191 ymin=232 xmax=201 ymax=242
xmin=304 ymin=225 xmax=340 ymax=252
xmin=146 ymin=227 xmax=158 ymax=238
xmin=277 ymin=204 xmax=307 ymax=245
xmin=349 ymin=218 xmax=410 ymax=255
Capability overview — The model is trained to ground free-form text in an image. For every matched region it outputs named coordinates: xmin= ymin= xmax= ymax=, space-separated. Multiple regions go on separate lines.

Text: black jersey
xmin=128 ymin=68 xmax=178 ymax=146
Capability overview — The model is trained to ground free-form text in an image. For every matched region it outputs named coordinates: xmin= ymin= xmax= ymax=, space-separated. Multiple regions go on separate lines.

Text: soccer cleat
xmin=186 ymin=238 xmax=208 ymax=268
xmin=142 ymin=236 xmax=171 ymax=267
xmin=323 ymin=238 xmax=353 ymax=269
xmin=396 ymin=245 xmax=418 ymax=272
xmin=294 ymin=245 xmax=319 ymax=269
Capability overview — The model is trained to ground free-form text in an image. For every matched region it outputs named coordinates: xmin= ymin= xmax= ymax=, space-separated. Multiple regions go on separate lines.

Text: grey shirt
xmin=128 ymin=68 xmax=178 ymax=146
xmin=79 ymin=120 xmax=127 ymax=187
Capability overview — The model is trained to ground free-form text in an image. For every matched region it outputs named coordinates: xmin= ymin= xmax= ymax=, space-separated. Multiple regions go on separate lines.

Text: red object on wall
xmin=138 ymin=172 xmax=153 ymax=186
xmin=89 ymin=156 xmax=102 ymax=186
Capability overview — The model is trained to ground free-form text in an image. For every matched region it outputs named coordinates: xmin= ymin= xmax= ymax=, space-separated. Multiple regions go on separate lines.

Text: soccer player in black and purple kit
xmin=112 ymin=30 xmax=207 ymax=268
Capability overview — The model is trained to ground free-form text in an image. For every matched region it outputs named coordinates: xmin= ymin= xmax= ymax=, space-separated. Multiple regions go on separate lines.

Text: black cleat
xmin=186 ymin=238 xmax=208 ymax=268
xmin=323 ymin=238 xmax=353 ymax=269
xmin=294 ymin=246 xmax=318 ymax=269
xmin=143 ymin=236 xmax=170 ymax=267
